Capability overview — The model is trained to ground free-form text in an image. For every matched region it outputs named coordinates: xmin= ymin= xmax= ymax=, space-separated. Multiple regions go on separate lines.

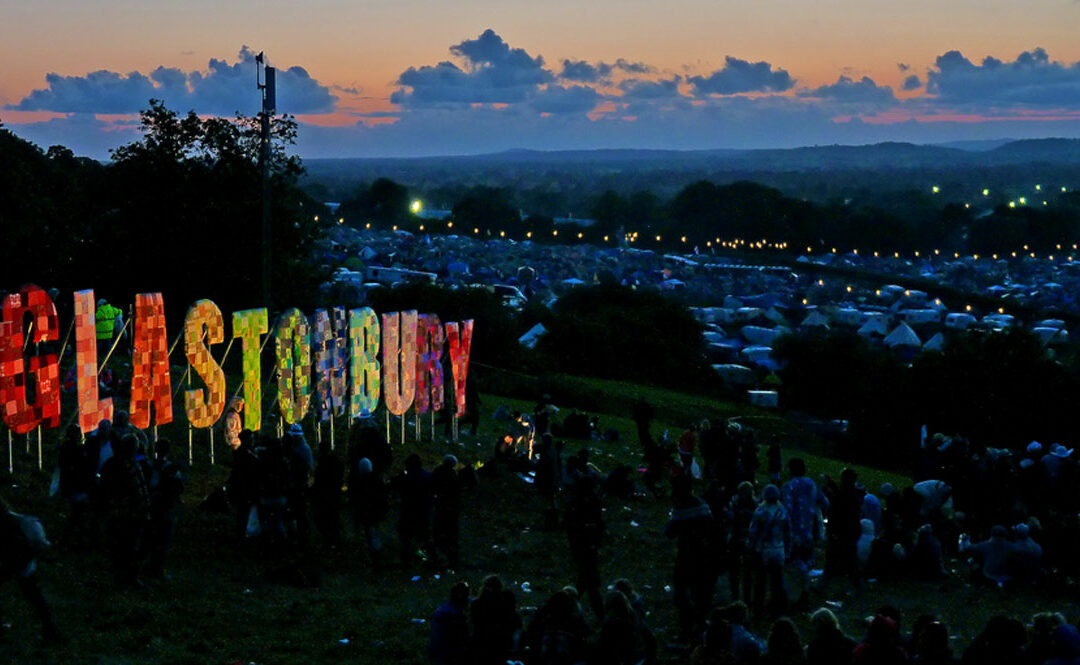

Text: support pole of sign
xmin=209 ymin=428 xmax=215 ymax=466
xmin=186 ymin=361 xmax=193 ymax=466
xmin=7 ymin=429 xmax=13 ymax=474
xmin=36 ymin=427 xmax=42 ymax=471
xmin=329 ymin=411 xmax=335 ymax=451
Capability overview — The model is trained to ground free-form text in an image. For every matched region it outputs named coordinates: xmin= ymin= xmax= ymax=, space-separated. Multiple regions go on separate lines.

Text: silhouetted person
xmin=397 ymin=454 xmax=433 ymax=565
xmin=352 ymin=419 xmax=392 ymax=478
xmin=284 ymin=425 xmax=313 ymax=544
xmin=145 ymin=438 xmax=184 ymax=578
xmin=665 ymin=474 xmax=716 ymax=642
xmin=563 ymin=474 xmax=606 ymax=618
xmin=257 ymin=437 xmax=292 ymax=545
xmin=99 ymin=434 xmax=151 ymax=588
xmin=0 ymin=494 xmax=60 ymax=643
xmin=349 ymin=457 xmax=388 ymax=568
xmin=311 ymin=441 xmax=345 ymax=548
xmin=58 ymin=425 xmax=94 ymax=550
xmin=470 ymin=575 xmax=522 ymax=665
xmin=429 ymin=581 xmax=470 ymax=665
xmin=226 ymin=430 xmax=260 ymax=542
xmin=431 ymin=455 xmax=462 ymax=569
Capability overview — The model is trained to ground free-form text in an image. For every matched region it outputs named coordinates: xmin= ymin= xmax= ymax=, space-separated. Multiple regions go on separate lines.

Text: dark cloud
xmin=559 ymin=59 xmax=613 ymax=83
xmin=926 ymin=47 xmax=1080 ymax=108
xmin=530 ymin=85 xmax=601 ymax=114
xmin=8 ymin=47 xmax=337 ymax=115
xmin=688 ymin=56 xmax=794 ymax=96
xmin=898 ymin=63 xmax=910 ymax=72
xmin=392 ymin=30 xmax=552 ymax=108
xmin=332 ymin=84 xmax=361 ymax=95
xmin=450 ymin=28 xmax=545 ymax=71
xmin=614 ymin=59 xmax=654 ymax=74
xmin=901 ymin=74 xmax=922 ymax=91
xmin=800 ymin=75 xmax=896 ymax=105
xmin=558 ymin=58 xmax=655 ymax=83
xmin=619 ymin=76 xmax=682 ymax=100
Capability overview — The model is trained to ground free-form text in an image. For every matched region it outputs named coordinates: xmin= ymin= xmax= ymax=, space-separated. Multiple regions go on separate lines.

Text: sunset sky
xmin=4 ymin=0 xmax=1080 ymax=158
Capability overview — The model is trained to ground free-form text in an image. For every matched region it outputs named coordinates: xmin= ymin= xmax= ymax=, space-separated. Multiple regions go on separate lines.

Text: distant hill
xmin=305 ymin=138 xmax=1080 ymax=176
xmin=301 ymin=138 xmax=1080 ymax=203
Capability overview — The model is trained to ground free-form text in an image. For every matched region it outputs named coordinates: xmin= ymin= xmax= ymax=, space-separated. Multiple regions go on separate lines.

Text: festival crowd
xmin=4 ymin=389 xmax=1080 ymax=665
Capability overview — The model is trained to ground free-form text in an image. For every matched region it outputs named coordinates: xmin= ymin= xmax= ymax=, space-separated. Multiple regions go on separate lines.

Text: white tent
xmin=764 ymin=307 xmax=790 ymax=327
xmin=884 ymin=322 xmax=921 ymax=348
xmin=831 ymin=308 xmax=862 ymax=326
xmin=712 ymin=364 xmax=756 ymax=387
xmin=801 ymin=310 xmax=830 ymax=329
xmin=923 ymin=332 xmax=946 ymax=352
xmin=944 ymin=313 xmax=977 ymax=330
xmin=1032 ymin=327 xmax=1069 ymax=345
xmin=518 ymin=323 xmax=547 ymax=349
xmin=857 ymin=317 xmax=890 ymax=337
xmin=901 ymin=308 xmax=943 ymax=325
xmin=741 ymin=325 xmax=782 ymax=346
xmin=740 ymin=346 xmax=774 ymax=365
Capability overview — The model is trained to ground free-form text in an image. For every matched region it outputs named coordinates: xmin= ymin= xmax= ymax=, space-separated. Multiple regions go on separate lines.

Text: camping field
xmin=0 ymin=377 xmax=1076 ymax=665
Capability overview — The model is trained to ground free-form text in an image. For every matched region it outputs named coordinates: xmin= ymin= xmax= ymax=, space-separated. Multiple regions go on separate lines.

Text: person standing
xmin=749 ymin=485 xmax=791 ymax=617
xmin=311 ymin=441 xmax=345 ymax=548
xmin=563 ymin=474 xmax=606 ymax=619
xmin=0 ymin=494 xmax=60 ymax=643
xmin=397 ymin=454 xmax=434 ymax=565
xmin=99 ymin=435 xmax=152 ymax=589
xmin=145 ymin=438 xmax=184 ymax=578
xmin=224 ymin=398 xmax=244 ymax=452
xmin=95 ymin=298 xmax=123 ymax=357
xmin=665 ymin=474 xmax=716 ymax=643
xmin=781 ymin=458 xmax=828 ymax=608
xmin=429 ymin=582 xmax=471 ymax=665
xmin=349 ymin=457 xmax=388 ymax=568
xmin=826 ymin=468 xmax=865 ymax=582
xmin=431 ymin=455 xmax=462 ymax=569
xmin=284 ymin=425 xmax=313 ymax=544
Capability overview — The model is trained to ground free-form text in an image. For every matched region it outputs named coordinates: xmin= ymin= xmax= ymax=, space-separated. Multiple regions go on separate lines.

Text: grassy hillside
xmin=0 ymin=378 xmax=1067 ymax=664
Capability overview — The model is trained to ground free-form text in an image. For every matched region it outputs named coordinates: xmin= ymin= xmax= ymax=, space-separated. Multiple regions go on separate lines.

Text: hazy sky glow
xmin=3 ymin=0 xmax=1080 ymax=158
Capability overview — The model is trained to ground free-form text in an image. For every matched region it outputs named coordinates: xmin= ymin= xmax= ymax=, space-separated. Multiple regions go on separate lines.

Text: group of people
xmin=55 ymin=413 xmax=185 ymax=589
xmin=420 ymin=397 xmax=1080 ymax=664
xmin=5 ymin=385 xmax=1080 ymax=663
xmin=429 ymin=575 xmax=657 ymax=665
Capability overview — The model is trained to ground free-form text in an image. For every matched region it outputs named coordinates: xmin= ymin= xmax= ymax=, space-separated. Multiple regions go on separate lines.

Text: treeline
xmin=0 ymin=101 xmax=328 ymax=318
xmin=334 ymin=177 xmax=1080 ymax=256
xmin=775 ymin=327 xmax=1080 ymax=469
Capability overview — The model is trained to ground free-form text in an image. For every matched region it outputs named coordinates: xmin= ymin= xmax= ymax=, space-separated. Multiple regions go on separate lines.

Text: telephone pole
xmin=256 ymin=52 xmax=276 ymax=309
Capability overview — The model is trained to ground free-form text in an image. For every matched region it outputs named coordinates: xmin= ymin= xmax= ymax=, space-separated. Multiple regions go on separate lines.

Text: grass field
xmin=0 ymin=378 xmax=1075 ymax=664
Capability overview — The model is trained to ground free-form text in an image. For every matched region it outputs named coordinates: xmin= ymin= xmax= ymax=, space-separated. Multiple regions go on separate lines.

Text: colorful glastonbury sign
xmin=0 ymin=286 xmax=473 ymax=435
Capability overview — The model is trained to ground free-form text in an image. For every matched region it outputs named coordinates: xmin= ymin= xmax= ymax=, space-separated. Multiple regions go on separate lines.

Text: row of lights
xmin=332 ymin=213 xmax=1078 ymax=260
xmin=931 ymin=185 xmax=1068 ymax=195
xmin=807 ymin=281 xmax=1006 ymax=315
